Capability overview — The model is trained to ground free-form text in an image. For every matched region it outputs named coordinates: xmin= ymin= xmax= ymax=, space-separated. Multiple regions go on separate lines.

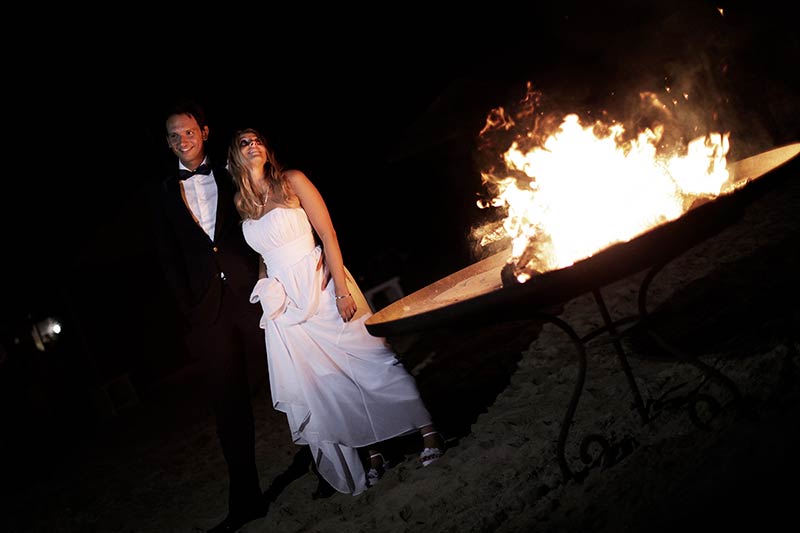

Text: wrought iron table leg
xmin=592 ymin=289 xmax=649 ymax=424
xmin=539 ymin=259 xmax=746 ymax=482
xmin=531 ymin=312 xmax=593 ymax=482
xmin=638 ymin=262 xmax=744 ymax=424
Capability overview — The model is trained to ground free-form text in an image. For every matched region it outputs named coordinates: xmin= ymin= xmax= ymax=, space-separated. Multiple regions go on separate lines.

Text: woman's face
xmin=237 ymin=132 xmax=267 ymax=167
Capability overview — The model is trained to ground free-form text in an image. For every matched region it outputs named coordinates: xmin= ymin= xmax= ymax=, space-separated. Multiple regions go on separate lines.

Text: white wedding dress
xmin=243 ymin=207 xmax=432 ymax=495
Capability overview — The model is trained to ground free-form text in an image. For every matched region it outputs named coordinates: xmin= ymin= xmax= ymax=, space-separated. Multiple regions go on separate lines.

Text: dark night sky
xmin=3 ymin=1 xmax=798 ymax=386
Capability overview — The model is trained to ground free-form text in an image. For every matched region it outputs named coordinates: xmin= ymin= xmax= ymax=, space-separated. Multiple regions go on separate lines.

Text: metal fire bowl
xmin=365 ymin=142 xmax=800 ymax=337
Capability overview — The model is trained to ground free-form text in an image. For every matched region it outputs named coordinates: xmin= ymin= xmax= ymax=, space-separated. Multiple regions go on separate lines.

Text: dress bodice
xmin=242 ymin=207 xmax=311 ymax=255
xmin=242 ymin=207 xmax=315 ymax=274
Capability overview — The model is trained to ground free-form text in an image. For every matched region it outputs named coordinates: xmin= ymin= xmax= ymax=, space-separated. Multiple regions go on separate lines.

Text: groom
xmin=148 ymin=100 xmax=270 ymax=532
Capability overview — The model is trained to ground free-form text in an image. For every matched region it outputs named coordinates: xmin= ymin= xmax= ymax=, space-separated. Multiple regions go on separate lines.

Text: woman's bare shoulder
xmin=284 ymin=168 xmax=309 ymax=182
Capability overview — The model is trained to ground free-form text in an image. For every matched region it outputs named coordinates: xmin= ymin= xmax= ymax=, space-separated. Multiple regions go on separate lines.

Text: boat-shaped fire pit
xmin=366 ymin=142 xmax=800 ymax=481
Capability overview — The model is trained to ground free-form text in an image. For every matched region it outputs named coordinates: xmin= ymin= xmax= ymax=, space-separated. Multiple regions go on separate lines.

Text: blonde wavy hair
xmin=227 ymin=128 xmax=292 ymax=220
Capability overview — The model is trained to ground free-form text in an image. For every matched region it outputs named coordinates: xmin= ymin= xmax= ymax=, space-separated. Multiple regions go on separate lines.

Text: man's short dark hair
xmin=165 ymin=99 xmax=208 ymax=130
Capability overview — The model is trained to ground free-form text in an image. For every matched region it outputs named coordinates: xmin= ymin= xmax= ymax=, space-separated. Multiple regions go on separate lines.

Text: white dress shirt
xmin=179 ymin=161 xmax=218 ymax=240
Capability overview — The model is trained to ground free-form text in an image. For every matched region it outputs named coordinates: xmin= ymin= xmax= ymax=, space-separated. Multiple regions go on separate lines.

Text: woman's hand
xmin=335 ymin=293 xmax=356 ymax=322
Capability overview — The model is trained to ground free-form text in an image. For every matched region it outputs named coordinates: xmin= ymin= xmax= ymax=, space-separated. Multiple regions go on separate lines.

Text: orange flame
xmin=478 ymin=109 xmax=731 ymax=282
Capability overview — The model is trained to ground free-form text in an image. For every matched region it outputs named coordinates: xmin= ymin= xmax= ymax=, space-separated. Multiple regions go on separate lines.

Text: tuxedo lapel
xmin=161 ymin=166 xmax=239 ymax=245
xmin=213 ymin=167 xmax=237 ymax=243
xmin=164 ymin=176 xmax=213 ymax=242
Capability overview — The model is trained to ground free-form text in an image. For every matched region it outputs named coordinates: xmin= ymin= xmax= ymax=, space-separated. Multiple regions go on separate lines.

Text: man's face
xmin=166 ymin=113 xmax=208 ymax=167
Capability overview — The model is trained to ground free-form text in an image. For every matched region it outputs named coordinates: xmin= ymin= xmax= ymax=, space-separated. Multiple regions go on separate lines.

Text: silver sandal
xmin=420 ymin=431 xmax=445 ymax=467
xmin=366 ymin=452 xmax=390 ymax=487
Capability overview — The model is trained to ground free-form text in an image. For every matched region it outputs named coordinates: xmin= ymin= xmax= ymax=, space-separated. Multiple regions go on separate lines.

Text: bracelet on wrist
xmin=335 ymin=293 xmax=351 ymax=301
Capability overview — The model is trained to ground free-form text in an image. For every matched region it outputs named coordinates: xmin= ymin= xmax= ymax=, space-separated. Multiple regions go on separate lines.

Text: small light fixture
xmin=31 ymin=317 xmax=62 ymax=352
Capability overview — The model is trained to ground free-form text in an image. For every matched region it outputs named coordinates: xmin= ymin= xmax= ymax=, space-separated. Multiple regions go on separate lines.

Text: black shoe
xmin=207 ymin=501 xmax=269 ymax=533
xmin=311 ymin=476 xmax=336 ymax=500
xmin=307 ymin=453 xmax=336 ymax=500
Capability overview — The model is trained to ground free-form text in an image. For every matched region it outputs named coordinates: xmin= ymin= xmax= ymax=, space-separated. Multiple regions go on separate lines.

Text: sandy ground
xmin=4 ymin=153 xmax=800 ymax=532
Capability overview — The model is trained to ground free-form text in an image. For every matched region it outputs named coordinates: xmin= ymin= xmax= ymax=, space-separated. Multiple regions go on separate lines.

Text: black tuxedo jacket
xmin=148 ymin=164 xmax=262 ymax=328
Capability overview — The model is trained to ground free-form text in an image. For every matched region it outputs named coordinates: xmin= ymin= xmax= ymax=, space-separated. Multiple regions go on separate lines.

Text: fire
xmin=478 ymin=108 xmax=732 ymax=283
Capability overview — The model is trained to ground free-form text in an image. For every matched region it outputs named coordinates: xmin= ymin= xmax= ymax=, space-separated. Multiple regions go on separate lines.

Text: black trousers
xmin=194 ymin=283 xmax=266 ymax=515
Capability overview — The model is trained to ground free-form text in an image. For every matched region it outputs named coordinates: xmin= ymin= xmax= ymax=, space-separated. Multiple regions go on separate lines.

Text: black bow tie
xmin=178 ymin=164 xmax=212 ymax=180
